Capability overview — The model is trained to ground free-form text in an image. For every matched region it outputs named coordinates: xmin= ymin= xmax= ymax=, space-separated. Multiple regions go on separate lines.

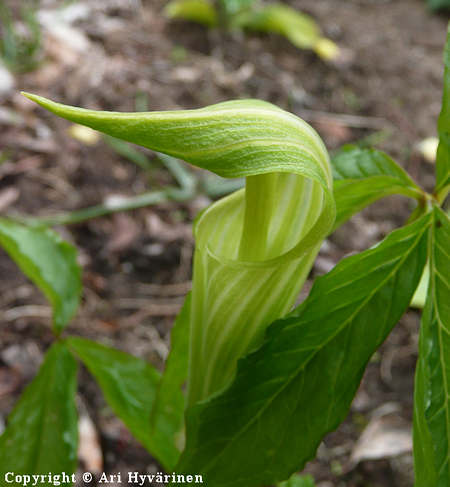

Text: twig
xmin=136 ymin=281 xmax=192 ymax=296
xmin=116 ymin=297 xmax=184 ymax=308
xmin=121 ymin=304 xmax=184 ymax=326
xmin=15 ymin=155 xmax=198 ymax=227
xmin=1 ymin=305 xmax=51 ymax=321
xmin=17 ymin=186 xmax=195 ymax=227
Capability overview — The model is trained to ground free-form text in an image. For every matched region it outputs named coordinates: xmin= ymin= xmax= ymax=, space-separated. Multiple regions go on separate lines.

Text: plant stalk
xmin=239 ymin=173 xmax=279 ymax=261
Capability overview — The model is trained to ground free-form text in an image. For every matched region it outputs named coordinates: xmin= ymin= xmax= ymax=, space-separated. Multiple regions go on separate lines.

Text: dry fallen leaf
xmin=145 ymin=212 xmax=192 ymax=243
xmin=349 ymin=406 xmax=412 ymax=468
xmin=78 ymin=413 xmax=103 ymax=474
xmin=0 ymin=187 xmax=20 ymax=212
xmin=107 ymin=213 xmax=141 ymax=253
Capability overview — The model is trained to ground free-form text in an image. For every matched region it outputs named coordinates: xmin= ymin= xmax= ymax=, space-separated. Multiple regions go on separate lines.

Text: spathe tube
xmin=23 ymin=93 xmax=335 ymax=403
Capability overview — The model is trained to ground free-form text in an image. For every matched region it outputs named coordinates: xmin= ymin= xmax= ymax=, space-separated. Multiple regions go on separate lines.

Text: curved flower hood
xmin=23 ymin=94 xmax=335 ymax=404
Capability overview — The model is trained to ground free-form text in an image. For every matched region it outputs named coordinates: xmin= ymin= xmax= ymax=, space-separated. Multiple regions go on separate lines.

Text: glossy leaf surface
xmin=278 ymin=474 xmax=315 ymax=487
xmin=175 ymin=214 xmax=431 ymax=487
xmin=151 ymin=294 xmax=192 ymax=466
xmin=331 ymin=145 xmax=423 ymax=229
xmin=67 ymin=337 xmax=177 ymax=470
xmin=0 ymin=342 xmax=78 ymax=477
xmin=436 ymin=25 xmax=450 ymax=196
xmin=0 ymin=218 xmax=81 ymax=332
xmin=413 ymin=207 xmax=450 ymax=486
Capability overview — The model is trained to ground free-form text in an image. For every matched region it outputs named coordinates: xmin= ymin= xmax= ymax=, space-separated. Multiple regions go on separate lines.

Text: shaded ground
xmin=0 ymin=0 xmax=448 ymax=485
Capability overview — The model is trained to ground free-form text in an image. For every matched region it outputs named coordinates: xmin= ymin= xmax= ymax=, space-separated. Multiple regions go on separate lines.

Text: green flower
xmin=22 ymin=93 xmax=335 ymax=404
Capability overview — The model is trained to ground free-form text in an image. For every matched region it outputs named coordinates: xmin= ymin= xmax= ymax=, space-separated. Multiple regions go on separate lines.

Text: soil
xmin=0 ymin=1 xmax=449 ymax=486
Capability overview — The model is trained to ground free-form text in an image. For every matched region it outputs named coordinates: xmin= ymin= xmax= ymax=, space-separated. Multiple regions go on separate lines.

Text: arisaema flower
xmin=22 ymin=94 xmax=335 ymax=405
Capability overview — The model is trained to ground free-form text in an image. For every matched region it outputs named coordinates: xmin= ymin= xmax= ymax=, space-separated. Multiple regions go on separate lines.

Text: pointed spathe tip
xmin=21 ymin=91 xmax=41 ymax=102
xmin=21 ymin=92 xmax=56 ymax=110
xmin=22 ymin=92 xmax=72 ymax=114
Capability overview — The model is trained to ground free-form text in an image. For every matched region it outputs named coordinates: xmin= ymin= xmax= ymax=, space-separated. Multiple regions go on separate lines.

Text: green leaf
xmin=436 ymin=25 xmax=450 ymax=198
xmin=165 ymin=0 xmax=218 ymax=27
xmin=427 ymin=0 xmax=450 ymax=12
xmin=67 ymin=337 xmax=177 ymax=470
xmin=151 ymin=293 xmax=192 ymax=467
xmin=175 ymin=214 xmax=431 ymax=487
xmin=331 ymin=145 xmax=423 ymax=229
xmin=236 ymin=3 xmax=320 ymax=47
xmin=0 ymin=218 xmax=81 ymax=332
xmin=235 ymin=3 xmax=339 ymax=60
xmin=0 ymin=342 xmax=78 ymax=477
xmin=219 ymin=0 xmax=254 ymax=17
xmin=278 ymin=474 xmax=315 ymax=487
xmin=413 ymin=207 xmax=450 ymax=487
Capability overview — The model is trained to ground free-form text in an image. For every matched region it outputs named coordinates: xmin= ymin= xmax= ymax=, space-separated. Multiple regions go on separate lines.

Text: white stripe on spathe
xmin=21 ymin=93 xmax=334 ymax=407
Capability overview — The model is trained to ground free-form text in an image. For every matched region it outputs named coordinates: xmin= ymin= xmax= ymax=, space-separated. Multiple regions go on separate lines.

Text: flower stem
xmin=239 ymin=173 xmax=279 ymax=261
